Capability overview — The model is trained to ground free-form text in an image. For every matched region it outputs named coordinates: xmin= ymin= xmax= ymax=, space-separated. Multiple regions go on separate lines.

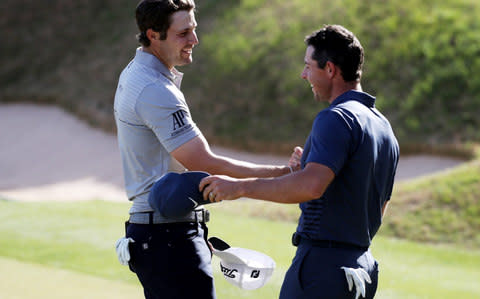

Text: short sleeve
xmin=305 ymin=110 xmax=353 ymax=175
xmin=135 ymin=83 xmax=201 ymax=152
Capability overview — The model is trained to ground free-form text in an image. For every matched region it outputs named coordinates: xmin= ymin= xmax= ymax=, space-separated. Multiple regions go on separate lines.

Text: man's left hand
xmin=199 ymin=175 xmax=243 ymax=202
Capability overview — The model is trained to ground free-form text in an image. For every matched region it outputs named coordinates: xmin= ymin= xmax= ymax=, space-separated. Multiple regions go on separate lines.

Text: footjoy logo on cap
xmin=220 ymin=263 xmax=238 ymax=278
xmin=210 ymin=237 xmax=275 ymax=290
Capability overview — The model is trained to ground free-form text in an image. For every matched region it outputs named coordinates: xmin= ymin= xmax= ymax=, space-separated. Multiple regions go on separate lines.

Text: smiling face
xmin=149 ymin=9 xmax=199 ymax=70
xmin=301 ymin=45 xmax=332 ymax=103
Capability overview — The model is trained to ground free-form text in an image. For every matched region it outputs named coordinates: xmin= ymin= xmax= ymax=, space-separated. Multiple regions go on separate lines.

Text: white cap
xmin=209 ymin=237 xmax=276 ymax=290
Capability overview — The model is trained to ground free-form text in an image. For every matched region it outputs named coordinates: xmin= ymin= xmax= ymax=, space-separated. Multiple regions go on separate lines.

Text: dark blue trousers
xmin=126 ymin=221 xmax=216 ymax=299
xmin=279 ymin=244 xmax=378 ymax=299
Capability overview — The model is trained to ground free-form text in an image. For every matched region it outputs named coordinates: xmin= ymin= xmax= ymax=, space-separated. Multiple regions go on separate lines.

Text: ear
xmin=146 ymin=28 xmax=160 ymax=42
xmin=325 ymin=61 xmax=337 ymax=79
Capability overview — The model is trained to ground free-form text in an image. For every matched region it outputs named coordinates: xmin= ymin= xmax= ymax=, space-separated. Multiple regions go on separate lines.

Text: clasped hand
xmin=199 ymin=175 xmax=242 ymax=202
xmin=288 ymin=146 xmax=303 ymax=171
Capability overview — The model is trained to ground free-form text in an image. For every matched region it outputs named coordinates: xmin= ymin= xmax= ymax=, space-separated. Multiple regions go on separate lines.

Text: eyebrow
xmin=178 ymin=23 xmax=197 ymax=33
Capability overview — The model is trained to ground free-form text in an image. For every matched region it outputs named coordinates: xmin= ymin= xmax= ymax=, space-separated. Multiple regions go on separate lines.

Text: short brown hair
xmin=305 ymin=25 xmax=364 ymax=82
xmin=135 ymin=0 xmax=195 ymax=46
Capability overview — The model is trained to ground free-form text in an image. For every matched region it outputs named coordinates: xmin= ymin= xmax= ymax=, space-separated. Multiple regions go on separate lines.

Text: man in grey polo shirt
xmin=113 ymin=1 xmax=294 ymax=298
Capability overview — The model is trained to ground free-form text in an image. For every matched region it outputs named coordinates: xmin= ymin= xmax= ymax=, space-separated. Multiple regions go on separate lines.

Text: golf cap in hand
xmin=209 ymin=237 xmax=276 ymax=290
xmin=148 ymin=171 xmax=211 ymax=218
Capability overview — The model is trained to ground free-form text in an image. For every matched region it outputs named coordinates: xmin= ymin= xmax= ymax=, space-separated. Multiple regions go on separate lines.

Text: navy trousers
xmin=279 ymin=244 xmax=378 ymax=299
xmin=126 ymin=221 xmax=216 ymax=299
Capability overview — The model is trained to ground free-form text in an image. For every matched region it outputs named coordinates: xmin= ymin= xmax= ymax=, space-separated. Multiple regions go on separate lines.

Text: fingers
xmin=204 ymin=186 xmax=219 ymax=203
xmin=115 ymin=237 xmax=135 ymax=266
xmin=352 ymin=270 xmax=365 ymax=299
xmin=292 ymin=146 xmax=303 ymax=161
xmin=294 ymin=146 xmax=303 ymax=155
xmin=208 ymin=190 xmax=222 ymax=202
xmin=341 ymin=267 xmax=371 ymax=299
xmin=358 ymin=268 xmax=372 ymax=284
xmin=199 ymin=176 xmax=213 ymax=192
xmin=341 ymin=267 xmax=354 ymax=291
xmin=199 ymin=176 xmax=213 ymax=202
xmin=199 ymin=176 xmax=222 ymax=203
xmin=288 ymin=146 xmax=304 ymax=171
xmin=199 ymin=175 xmax=241 ymax=202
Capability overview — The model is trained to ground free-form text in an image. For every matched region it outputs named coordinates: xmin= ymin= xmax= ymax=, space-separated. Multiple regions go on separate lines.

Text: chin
xmin=314 ymin=94 xmax=326 ymax=103
xmin=180 ymin=59 xmax=193 ymax=66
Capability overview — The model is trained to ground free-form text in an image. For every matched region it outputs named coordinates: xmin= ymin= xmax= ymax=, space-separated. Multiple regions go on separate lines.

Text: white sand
xmin=0 ymin=103 xmax=465 ymax=202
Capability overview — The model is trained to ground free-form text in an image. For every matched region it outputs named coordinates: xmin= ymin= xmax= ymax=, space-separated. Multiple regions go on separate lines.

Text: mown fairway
xmin=0 ymin=200 xmax=479 ymax=298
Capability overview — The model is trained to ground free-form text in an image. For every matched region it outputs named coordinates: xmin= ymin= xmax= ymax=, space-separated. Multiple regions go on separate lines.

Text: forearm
xmin=237 ymin=175 xmax=317 ymax=204
xmin=203 ymin=153 xmax=291 ymax=178
xmin=201 ymin=163 xmax=335 ymax=204
xmin=172 ymin=136 xmax=291 ymax=178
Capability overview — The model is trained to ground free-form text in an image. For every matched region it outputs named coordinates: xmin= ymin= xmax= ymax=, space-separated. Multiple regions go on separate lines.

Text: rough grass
xmin=381 ymin=159 xmax=480 ymax=248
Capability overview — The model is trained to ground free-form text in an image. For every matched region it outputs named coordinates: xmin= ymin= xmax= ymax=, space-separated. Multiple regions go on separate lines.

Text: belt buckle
xmin=195 ymin=209 xmax=210 ymax=223
xmin=204 ymin=210 xmax=210 ymax=222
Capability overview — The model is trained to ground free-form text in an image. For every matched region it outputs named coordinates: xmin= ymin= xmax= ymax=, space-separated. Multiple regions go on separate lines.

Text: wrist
xmin=237 ymin=179 xmax=248 ymax=198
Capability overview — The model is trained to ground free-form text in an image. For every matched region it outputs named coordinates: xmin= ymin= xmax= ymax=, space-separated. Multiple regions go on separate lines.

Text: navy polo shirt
xmin=297 ymin=90 xmax=399 ymax=247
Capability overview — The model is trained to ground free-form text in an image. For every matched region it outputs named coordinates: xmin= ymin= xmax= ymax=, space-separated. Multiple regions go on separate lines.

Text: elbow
xmin=309 ymin=186 xmax=325 ymax=200
xmin=304 ymin=180 xmax=327 ymax=200
xmin=292 ymin=185 xmax=324 ymax=204
xmin=295 ymin=163 xmax=334 ymax=202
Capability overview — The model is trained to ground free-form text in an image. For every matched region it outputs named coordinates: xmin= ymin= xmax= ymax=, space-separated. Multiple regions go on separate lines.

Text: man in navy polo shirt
xmin=200 ymin=25 xmax=399 ymax=298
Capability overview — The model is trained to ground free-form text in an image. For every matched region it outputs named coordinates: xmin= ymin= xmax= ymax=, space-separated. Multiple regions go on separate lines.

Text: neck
xmin=328 ymin=81 xmax=362 ymax=103
xmin=141 ymin=46 xmax=173 ymax=70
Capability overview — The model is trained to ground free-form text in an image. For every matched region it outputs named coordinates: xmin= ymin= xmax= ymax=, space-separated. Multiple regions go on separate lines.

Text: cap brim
xmin=209 ymin=237 xmax=276 ymax=268
xmin=209 ymin=236 xmax=276 ymax=290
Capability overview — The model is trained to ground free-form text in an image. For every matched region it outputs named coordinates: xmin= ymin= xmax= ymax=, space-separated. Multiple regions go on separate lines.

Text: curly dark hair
xmin=305 ymin=25 xmax=364 ymax=82
xmin=135 ymin=0 xmax=195 ymax=46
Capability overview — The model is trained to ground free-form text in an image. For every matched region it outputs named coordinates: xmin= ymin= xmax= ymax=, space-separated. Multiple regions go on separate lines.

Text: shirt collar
xmin=134 ymin=47 xmax=184 ymax=88
xmin=330 ymin=90 xmax=376 ymax=108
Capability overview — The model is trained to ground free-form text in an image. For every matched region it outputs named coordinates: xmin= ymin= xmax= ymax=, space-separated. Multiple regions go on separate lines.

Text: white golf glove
xmin=341 ymin=266 xmax=372 ymax=299
xmin=115 ymin=237 xmax=135 ymax=265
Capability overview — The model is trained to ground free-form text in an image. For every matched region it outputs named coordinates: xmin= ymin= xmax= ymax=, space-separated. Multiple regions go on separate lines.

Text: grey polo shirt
xmin=114 ymin=48 xmax=202 ymax=213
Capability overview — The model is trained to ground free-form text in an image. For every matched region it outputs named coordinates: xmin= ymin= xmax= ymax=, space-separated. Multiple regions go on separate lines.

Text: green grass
xmin=1 ymin=200 xmax=479 ymax=298
xmin=371 ymin=238 xmax=480 ymax=298
xmin=382 ymin=159 xmax=480 ymax=248
xmin=0 ymin=257 xmax=142 ymax=299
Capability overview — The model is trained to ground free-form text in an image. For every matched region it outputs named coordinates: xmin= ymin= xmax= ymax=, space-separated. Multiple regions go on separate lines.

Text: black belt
xmin=129 ymin=209 xmax=209 ymax=224
xmin=292 ymin=233 xmax=368 ymax=251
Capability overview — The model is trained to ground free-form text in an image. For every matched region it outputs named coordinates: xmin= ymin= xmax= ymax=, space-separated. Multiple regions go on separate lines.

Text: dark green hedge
xmin=1 ymin=0 xmax=479 ymax=151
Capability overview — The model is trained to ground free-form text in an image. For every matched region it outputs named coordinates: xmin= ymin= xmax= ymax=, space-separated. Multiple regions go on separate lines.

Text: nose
xmin=301 ymin=67 xmax=307 ymax=80
xmin=191 ymin=31 xmax=199 ymax=45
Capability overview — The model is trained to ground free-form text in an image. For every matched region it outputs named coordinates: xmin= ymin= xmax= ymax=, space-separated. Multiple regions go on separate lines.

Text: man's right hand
xmin=341 ymin=266 xmax=372 ymax=299
xmin=288 ymin=146 xmax=303 ymax=171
